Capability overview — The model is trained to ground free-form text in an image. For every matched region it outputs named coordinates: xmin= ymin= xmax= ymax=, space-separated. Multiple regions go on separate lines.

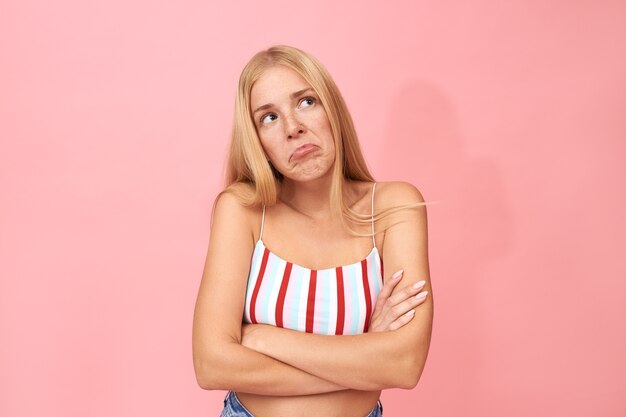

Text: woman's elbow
xmin=374 ymin=357 xmax=423 ymax=390
xmin=383 ymin=361 xmax=423 ymax=390
xmin=195 ymin=372 xmax=212 ymax=390
xmin=399 ymin=352 xmax=429 ymax=390
xmin=393 ymin=320 xmax=432 ymax=389
xmin=389 ymin=340 xmax=429 ymax=390
xmin=400 ymin=367 xmax=423 ymax=390
xmin=193 ymin=344 xmax=236 ymax=390
xmin=193 ymin=356 xmax=222 ymax=390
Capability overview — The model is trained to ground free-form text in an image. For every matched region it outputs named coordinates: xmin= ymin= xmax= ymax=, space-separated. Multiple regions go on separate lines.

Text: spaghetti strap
xmin=371 ymin=182 xmax=377 ymax=249
xmin=260 ymin=204 xmax=266 ymax=241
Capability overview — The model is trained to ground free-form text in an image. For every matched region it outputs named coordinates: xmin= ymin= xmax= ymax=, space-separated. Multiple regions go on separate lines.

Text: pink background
xmin=1 ymin=1 xmax=625 ymax=416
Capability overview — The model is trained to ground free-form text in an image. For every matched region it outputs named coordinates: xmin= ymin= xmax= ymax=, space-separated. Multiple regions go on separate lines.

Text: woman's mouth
xmin=290 ymin=144 xmax=318 ymax=162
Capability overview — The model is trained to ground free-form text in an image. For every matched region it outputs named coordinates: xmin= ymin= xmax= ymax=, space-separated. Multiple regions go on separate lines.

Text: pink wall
xmin=1 ymin=1 xmax=625 ymax=416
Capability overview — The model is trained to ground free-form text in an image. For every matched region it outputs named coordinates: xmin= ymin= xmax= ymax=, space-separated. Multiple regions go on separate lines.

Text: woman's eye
xmin=260 ymin=113 xmax=277 ymax=124
xmin=299 ymin=97 xmax=315 ymax=108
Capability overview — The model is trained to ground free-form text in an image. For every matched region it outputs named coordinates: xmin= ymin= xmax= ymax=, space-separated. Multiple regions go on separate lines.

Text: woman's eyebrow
xmin=252 ymin=88 xmax=315 ymax=115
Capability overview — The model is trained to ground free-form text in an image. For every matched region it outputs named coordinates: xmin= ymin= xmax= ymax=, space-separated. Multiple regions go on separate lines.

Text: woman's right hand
xmin=368 ymin=270 xmax=428 ymax=332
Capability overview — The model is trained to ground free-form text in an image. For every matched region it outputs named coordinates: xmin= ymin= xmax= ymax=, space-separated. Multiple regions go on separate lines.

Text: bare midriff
xmin=236 ymin=389 xmax=381 ymax=417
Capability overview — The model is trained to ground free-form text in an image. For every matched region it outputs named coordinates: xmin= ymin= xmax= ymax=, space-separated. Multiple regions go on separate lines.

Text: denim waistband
xmin=221 ymin=391 xmax=383 ymax=416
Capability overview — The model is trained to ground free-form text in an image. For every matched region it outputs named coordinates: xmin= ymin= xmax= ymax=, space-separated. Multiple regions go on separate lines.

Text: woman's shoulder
xmin=373 ymin=181 xmax=428 ymax=239
xmin=374 ymin=180 xmax=426 ymax=209
xmin=211 ymin=183 xmax=261 ymax=231
xmin=214 ymin=183 xmax=257 ymax=208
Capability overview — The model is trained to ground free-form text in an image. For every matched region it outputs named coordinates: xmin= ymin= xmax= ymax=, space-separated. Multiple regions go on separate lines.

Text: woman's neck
xmin=279 ymin=174 xmax=353 ymax=220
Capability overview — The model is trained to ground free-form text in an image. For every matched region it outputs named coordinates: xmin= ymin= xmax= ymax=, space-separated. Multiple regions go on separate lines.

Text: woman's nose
xmin=285 ymin=113 xmax=305 ymax=139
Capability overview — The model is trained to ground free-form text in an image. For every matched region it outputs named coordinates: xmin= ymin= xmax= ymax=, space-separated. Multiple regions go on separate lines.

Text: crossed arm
xmin=240 ymin=308 xmax=431 ymax=391
xmin=192 ymin=182 xmax=433 ymax=395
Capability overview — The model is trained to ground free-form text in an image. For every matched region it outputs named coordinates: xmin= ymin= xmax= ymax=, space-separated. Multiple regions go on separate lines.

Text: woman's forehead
xmin=250 ymin=66 xmax=313 ymax=105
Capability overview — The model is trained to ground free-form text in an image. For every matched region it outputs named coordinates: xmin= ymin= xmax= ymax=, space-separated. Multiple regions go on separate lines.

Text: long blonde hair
xmin=220 ymin=45 xmax=426 ymax=236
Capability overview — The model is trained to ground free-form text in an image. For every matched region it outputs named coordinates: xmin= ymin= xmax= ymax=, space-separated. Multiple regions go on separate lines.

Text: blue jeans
xmin=220 ymin=391 xmax=383 ymax=417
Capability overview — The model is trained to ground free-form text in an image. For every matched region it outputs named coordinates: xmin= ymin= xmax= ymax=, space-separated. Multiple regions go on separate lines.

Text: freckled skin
xmin=250 ymin=66 xmax=336 ymax=183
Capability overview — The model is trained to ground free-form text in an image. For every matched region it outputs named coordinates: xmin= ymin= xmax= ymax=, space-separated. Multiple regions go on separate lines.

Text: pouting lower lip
xmin=290 ymin=144 xmax=317 ymax=161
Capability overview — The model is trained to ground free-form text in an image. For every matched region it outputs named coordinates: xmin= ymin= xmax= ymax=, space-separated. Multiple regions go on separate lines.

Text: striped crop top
xmin=242 ymin=183 xmax=384 ymax=335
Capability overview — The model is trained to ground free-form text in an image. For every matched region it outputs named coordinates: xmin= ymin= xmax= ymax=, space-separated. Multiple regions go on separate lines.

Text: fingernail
xmin=405 ymin=309 xmax=415 ymax=317
xmin=412 ymin=280 xmax=426 ymax=289
xmin=391 ymin=270 xmax=404 ymax=280
xmin=415 ymin=291 xmax=428 ymax=300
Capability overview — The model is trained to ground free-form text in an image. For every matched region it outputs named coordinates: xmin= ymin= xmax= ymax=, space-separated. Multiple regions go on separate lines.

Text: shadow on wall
xmin=378 ymin=80 xmax=512 ymax=415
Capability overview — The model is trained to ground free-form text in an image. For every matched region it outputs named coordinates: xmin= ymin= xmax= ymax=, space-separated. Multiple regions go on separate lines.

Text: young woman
xmin=192 ymin=45 xmax=433 ymax=417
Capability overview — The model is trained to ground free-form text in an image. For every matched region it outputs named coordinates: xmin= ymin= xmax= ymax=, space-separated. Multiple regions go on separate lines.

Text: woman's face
xmin=250 ymin=65 xmax=335 ymax=183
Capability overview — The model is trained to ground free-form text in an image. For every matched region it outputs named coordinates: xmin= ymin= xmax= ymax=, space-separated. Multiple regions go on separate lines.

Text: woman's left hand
xmin=368 ymin=269 xmax=429 ymax=332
